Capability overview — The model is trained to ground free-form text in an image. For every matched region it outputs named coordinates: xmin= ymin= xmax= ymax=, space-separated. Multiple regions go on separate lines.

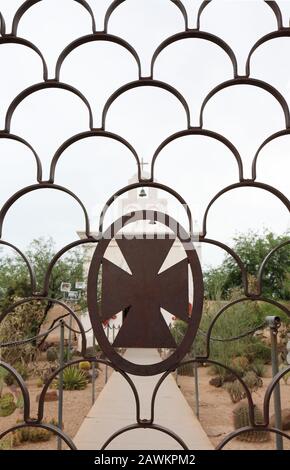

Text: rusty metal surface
xmin=0 ymin=0 xmax=289 ymax=450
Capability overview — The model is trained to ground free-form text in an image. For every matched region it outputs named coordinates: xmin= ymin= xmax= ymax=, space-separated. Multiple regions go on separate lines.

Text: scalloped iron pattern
xmin=0 ymin=0 xmax=289 ymax=450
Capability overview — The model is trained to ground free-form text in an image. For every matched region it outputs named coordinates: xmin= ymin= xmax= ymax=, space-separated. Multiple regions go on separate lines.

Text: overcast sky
xmin=0 ymin=0 xmax=289 ymax=271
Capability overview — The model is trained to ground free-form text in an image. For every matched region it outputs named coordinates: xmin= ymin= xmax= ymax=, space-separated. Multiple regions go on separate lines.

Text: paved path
xmin=74 ymin=349 xmax=213 ymax=450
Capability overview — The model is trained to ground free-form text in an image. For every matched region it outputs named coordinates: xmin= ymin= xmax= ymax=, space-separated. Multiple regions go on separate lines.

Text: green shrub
xmin=243 ymin=371 xmax=263 ymax=391
xmin=225 ymin=380 xmax=246 ymax=403
xmin=233 ymin=400 xmax=270 ymax=442
xmin=12 ymin=419 xmax=57 ymax=446
xmin=4 ymin=362 xmax=29 ymax=386
xmin=245 ymin=340 xmax=271 ymax=364
xmin=250 ymin=360 xmax=266 ymax=378
xmin=0 ymin=393 xmax=16 ymax=417
xmin=230 ymin=356 xmax=249 ymax=377
xmin=59 ymin=366 xmax=88 ymax=391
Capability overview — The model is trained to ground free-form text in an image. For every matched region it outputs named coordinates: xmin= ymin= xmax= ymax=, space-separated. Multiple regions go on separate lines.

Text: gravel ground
xmin=178 ymin=365 xmax=290 ymax=450
xmin=0 ymin=363 xmax=111 ymax=450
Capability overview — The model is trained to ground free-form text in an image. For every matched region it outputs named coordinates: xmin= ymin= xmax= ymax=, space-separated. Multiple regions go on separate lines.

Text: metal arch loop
xmin=0 ymin=361 xmax=31 ymax=421
xmin=0 ymin=422 xmax=77 ymax=450
xmin=0 ymin=131 xmax=42 ymax=181
xmin=11 ymin=0 xmax=96 ymax=36
xmin=201 ymin=180 xmax=290 ymax=238
xmin=252 ymin=128 xmax=290 ymax=180
xmin=43 ymin=237 xmax=96 ymax=296
xmin=151 ymin=127 xmax=244 ymax=181
xmin=200 ymin=238 xmax=248 ymax=294
xmin=246 ymin=29 xmax=290 ymax=77
xmin=98 ymin=182 xmax=194 ymax=237
xmin=0 ymin=296 xmax=87 ymax=358
xmin=0 ymin=11 xmax=5 ymax=36
xmin=257 ymin=239 xmax=290 ymax=296
xmin=104 ymin=0 xmax=188 ymax=34
xmin=263 ymin=365 xmax=290 ymax=425
xmin=50 ymin=129 xmax=141 ymax=183
xmin=4 ymin=81 xmax=94 ymax=132
xmin=0 ymin=183 xmax=91 ymax=239
xmin=216 ymin=426 xmax=290 ymax=450
xmin=55 ymin=32 xmax=142 ymax=81
xmin=197 ymin=1 xmax=283 ymax=32
xmin=101 ymin=79 xmax=191 ymax=130
xmin=151 ymin=30 xmax=238 ymax=78
xmin=151 ymin=358 xmax=255 ymax=425
xmin=199 ymin=77 xmax=290 ymax=129
xmin=101 ymin=422 xmax=188 ymax=450
xmin=37 ymin=358 xmax=140 ymax=424
xmin=0 ymin=239 xmax=36 ymax=292
xmin=204 ymin=297 xmax=289 ymax=358
xmin=0 ymin=36 xmax=48 ymax=80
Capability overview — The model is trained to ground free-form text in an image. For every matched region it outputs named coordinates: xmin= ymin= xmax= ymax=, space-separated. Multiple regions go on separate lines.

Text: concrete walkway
xmin=74 ymin=349 xmax=213 ymax=450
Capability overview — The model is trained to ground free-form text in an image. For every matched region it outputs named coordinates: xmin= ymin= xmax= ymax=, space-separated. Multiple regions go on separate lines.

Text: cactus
xmin=243 ymin=371 xmax=263 ymax=391
xmin=225 ymin=380 xmax=246 ymax=403
xmin=233 ymin=400 xmax=270 ymax=442
xmin=60 ymin=366 xmax=88 ymax=390
xmin=0 ymin=393 xmax=16 ymax=417
xmin=230 ymin=356 xmax=249 ymax=376
xmin=79 ymin=361 xmax=91 ymax=371
xmin=46 ymin=347 xmax=58 ymax=363
xmin=12 ymin=418 xmax=58 ymax=446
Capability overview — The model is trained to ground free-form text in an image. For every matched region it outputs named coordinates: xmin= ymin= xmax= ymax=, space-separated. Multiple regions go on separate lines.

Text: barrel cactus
xmin=0 ymin=392 xmax=16 ymax=417
xmin=79 ymin=361 xmax=91 ymax=371
xmin=46 ymin=347 xmax=58 ymax=362
xmin=233 ymin=400 xmax=270 ymax=442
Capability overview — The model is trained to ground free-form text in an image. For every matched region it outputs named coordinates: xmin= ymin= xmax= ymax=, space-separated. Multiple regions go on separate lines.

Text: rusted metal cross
xmin=101 ymin=238 xmax=189 ymax=348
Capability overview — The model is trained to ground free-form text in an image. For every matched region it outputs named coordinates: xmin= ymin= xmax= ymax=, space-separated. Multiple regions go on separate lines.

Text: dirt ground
xmin=1 ymin=362 xmax=289 ymax=450
xmin=0 ymin=363 xmax=111 ymax=450
xmin=177 ymin=365 xmax=290 ymax=450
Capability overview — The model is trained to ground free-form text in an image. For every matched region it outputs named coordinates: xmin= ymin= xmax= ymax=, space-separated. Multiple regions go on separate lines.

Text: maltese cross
xmin=101 ymin=238 xmax=189 ymax=348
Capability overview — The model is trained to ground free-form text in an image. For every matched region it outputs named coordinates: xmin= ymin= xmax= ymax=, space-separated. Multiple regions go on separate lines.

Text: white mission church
xmin=77 ymin=170 xmax=202 ymax=348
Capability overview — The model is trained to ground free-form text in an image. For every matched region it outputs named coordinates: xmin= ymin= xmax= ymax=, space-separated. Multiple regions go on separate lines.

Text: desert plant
xmin=79 ymin=361 xmax=91 ymax=371
xmin=225 ymin=380 xmax=246 ymax=403
xmin=4 ymin=361 xmax=29 ymax=386
xmin=0 ymin=366 xmax=8 ymax=396
xmin=250 ymin=360 xmax=266 ymax=378
xmin=0 ymin=392 xmax=16 ymax=417
xmin=60 ymin=366 xmax=88 ymax=391
xmin=46 ymin=347 xmax=58 ymax=362
xmin=12 ymin=419 xmax=57 ymax=446
xmin=230 ymin=356 xmax=249 ymax=377
xmin=0 ymin=436 xmax=12 ymax=450
xmin=279 ymin=364 xmax=290 ymax=385
xmin=233 ymin=400 xmax=270 ymax=442
xmin=243 ymin=371 xmax=263 ymax=391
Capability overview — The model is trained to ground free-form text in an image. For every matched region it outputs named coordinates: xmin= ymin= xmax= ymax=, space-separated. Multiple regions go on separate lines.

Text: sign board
xmin=60 ymin=282 xmax=71 ymax=293
xmin=75 ymin=281 xmax=86 ymax=290
xmin=67 ymin=290 xmax=80 ymax=301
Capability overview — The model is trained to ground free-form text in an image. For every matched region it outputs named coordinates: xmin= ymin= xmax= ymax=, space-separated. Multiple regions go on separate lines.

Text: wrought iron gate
xmin=0 ymin=0 xmax=289 ymax=450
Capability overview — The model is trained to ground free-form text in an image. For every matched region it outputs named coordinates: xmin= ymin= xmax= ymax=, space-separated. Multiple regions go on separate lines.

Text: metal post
xmin=266 ymin=316 xmax=283 ymax=450
xmin=91 ymin=335 xmax=96 ymax=405
xmin=105 ymin=325 xmax=109 ymax=384
xmin=68 ymin=313 xmax=72 ymax=361
xmin=112 ymin=325 xmax=115 ymax=343
xmin=57 ymin=321 xmax=65 ymax=450
xmin=193 ymin=345 xmax=200 ymax=419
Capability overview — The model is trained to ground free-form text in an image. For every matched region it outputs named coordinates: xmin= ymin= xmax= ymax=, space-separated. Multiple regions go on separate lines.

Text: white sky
xmin=0 ymin=0 xmax=289 ymax=270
